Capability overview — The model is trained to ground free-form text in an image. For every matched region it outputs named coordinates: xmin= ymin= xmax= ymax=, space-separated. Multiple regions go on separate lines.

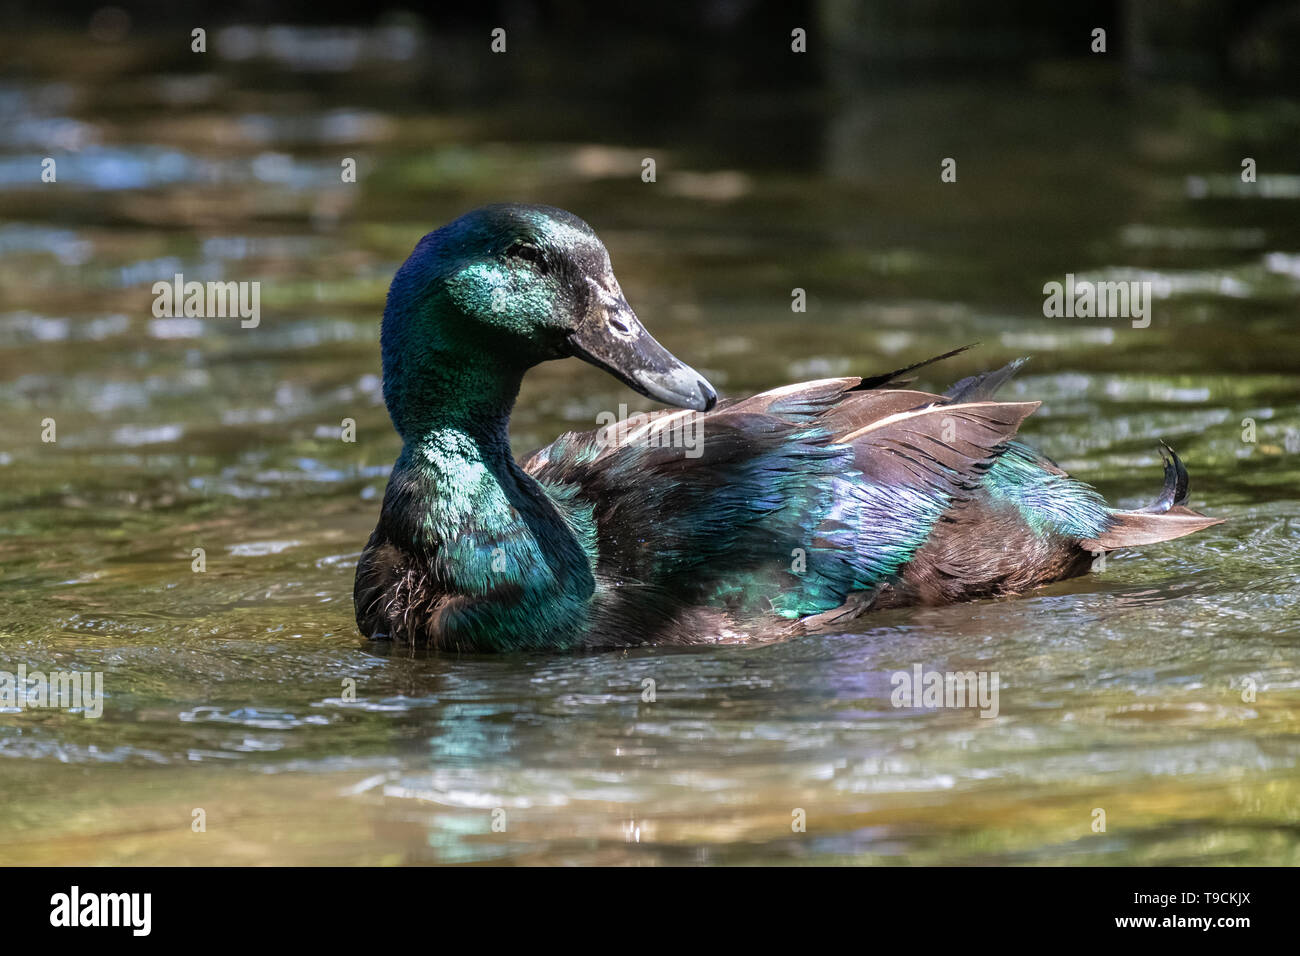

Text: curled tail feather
xmin=1081 ymin=443 xmax=1223 ymax=551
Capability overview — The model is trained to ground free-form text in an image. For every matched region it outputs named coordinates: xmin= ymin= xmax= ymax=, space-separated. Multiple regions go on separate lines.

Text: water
xmin=1 ymin=26 xmax=1298 ymax=864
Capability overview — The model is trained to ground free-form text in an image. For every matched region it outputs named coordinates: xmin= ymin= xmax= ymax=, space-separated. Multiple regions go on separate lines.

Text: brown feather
xmin=1081 ymin=506 xmax=1225 ymax=551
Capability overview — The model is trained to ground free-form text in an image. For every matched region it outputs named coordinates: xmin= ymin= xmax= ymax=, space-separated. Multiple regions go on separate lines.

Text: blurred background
xmin=0 ymin=2 xmax=1298 ymax=865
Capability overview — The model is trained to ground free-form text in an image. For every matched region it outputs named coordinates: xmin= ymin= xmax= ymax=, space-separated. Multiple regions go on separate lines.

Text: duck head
xmin=381 ymin=204 xmax=716 ymax=438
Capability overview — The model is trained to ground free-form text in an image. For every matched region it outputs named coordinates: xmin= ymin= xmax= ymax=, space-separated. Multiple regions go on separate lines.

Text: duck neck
xmin=386 ymin=349 xmax=532 ymax=546
xmin=381 ymin=350 xmax=596 ymax=647
xmin=386 ymin=345 xmax=524 ymax=453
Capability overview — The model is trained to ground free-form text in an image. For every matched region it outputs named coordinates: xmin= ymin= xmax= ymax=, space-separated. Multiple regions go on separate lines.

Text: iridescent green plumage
xmin=354 ymin=204 xmax=1221 ymax=651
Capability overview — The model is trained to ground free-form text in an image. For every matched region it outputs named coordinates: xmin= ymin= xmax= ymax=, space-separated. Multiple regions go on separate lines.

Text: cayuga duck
xmin=355 ymin=203 xmax=1221 ymax=651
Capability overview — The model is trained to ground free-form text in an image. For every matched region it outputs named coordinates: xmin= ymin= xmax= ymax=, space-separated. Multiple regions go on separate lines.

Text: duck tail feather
xmin=1138 ymin=440 xmax=1190 ymax=513
xmin=1081 ymin=508 xmax=1224 ymax=551
xmin=1080 ymin=444 xmax=1221 ymax=551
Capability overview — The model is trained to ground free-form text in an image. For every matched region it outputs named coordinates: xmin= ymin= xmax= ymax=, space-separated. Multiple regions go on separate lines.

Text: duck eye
xmin=505 ymin=240 xmax=548 ymax=273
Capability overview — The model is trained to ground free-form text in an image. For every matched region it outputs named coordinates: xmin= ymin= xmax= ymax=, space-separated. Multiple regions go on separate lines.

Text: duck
xmin=354 ymin=203 xmax=1221 ymax=651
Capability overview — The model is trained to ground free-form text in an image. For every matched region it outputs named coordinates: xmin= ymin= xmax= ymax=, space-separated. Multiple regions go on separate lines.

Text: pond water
xmin=1 ymin=26 xmax=1297 ymax=864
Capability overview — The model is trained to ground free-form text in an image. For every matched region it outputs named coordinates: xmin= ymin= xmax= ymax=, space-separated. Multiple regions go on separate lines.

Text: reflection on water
xmin=0 ymin=24 xmax=1298 ymax=865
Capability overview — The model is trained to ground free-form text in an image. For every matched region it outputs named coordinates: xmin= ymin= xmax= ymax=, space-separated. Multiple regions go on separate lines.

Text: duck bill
xmin=568 ymin=294 xmax=717 ymax=412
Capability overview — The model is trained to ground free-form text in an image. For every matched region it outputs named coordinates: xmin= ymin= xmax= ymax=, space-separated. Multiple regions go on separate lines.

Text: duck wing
xmin=522 ymin=352 xmax=1219 ymax=637
xmin=522 ymin=353 xmax=1028 ymax=625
